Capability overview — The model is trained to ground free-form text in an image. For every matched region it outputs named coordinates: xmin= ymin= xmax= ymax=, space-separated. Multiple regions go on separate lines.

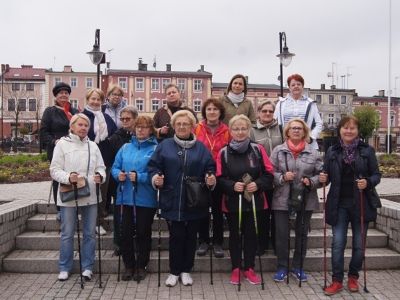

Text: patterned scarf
xmin=340 ymin=137 xmax=360 ymax=164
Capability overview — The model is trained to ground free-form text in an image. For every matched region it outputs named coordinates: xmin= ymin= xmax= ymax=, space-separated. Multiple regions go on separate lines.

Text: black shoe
xmin=196 ymin=242 xmax=208 ymax=256
xmin=122 ymin=268 xmax=134 ymax=281
xmin=134 ymin=268 xmax=146 ymax=282
xmin=213 ymin=244 xmax=224 ymax=258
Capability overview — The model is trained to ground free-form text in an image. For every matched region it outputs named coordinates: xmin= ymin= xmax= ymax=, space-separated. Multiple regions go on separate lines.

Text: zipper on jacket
xmin=178 ymin=147 xmax=186 ymax=221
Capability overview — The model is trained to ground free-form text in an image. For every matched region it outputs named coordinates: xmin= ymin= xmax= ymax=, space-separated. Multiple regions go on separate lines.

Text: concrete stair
xmin=2 ymin=202 xmax=400 ymax=273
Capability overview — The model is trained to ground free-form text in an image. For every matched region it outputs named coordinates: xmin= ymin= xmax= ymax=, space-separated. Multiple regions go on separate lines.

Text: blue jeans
xmin=59 ymin=204 xmax=97 ymax=273
xmin=331 ymin=207 xmax=368 ymax=282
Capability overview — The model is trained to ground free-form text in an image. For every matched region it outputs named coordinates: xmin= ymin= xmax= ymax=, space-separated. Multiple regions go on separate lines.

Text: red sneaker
xmin=347 ymin=275 xmax=359 ymax=292
xmin=230 ymin=268 xmax=240 ymax=285
xmin=324 ymin=281 xmax=343 ymax=296
xmin=243 ymin=268 xmax=261 ymax=285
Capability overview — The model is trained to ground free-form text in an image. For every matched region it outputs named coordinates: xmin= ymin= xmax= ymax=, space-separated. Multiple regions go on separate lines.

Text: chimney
xmin=321 ymin=84 xmax=325 ymax=90
xmin=166 ymin=64 xmax=171 ymax=72
xmin=63 ymin=65 xmax=72 ymax=72
xmin=21 ymin=65 xmax=33 ymax=68
xmin=245 ymin=76 xmax=249 ymax=84
xmin=200 ymin=65 xmax=204 ymax=72
xmin=378 ymin=90 xmax=385 ymax=97
xmin=138 ymin=58 xmax=147 ymax=71
xmin=331 ymin=85 xmax=336 ymax=90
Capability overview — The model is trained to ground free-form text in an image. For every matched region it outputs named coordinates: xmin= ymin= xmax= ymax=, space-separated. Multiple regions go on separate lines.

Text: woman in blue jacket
xmin=149 ymin=110 xmax=216 ymax=287
xmin=111 ymin=116 xmax=158 ymax=281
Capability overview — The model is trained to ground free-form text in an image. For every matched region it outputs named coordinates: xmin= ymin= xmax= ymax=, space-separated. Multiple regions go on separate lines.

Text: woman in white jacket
xmin=50 ymin=113 xmax=106 ymax=282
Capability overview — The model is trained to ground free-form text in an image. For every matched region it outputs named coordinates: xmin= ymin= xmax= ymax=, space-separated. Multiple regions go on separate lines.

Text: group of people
xmin=41 ymin=73 xmax=381 ymax=296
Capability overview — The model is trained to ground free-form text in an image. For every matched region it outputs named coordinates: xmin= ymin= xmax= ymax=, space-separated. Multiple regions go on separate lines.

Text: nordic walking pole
xmin=156 ymin=172 xmax=163 ymax=287
xmin=251 ymin=194 xmax=264 ymax=290
xmin=131 ymin=170 xmax=140 ymax=283
xmin=238 ymin=193 xmax=243 ymax=292
xmin=322 ymin=174 xmax=327 ymax=290
xmin=117 ymin=171 xmax=125 ymax=282
xmin=95 ymin=173 xmax=102 ymax=288
xmin=286 ymin=208 xmax=290 ymax=285
xmin=42 ymin=182 xmax=53 ymax=233
xmin=73 ymin=182 xmax=84 ymax=289
xmin=207 ymin=171 xmax=214 ymax=285
xmin=359 ymin=186 xmax=369 ymax=293
xmin=298 ymin=180 xmax=308 ymax=288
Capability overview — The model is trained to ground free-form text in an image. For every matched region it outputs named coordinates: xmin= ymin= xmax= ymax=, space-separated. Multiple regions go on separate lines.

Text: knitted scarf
xmin=340 ymin=137 xmax=360 ymax=165
xmin=85 ymin=105 xmax=108 ymax=144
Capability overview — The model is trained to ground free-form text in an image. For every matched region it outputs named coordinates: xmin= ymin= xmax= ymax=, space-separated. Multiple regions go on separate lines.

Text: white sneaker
xmin=180 ymin=272 xmax=193 ymax=286
xmin=58 ymin=271 xmax=69 ymax=281
xmin=165 ymin=274 xmax=179 ymax=287
xmin=96 ymin=225 xmax=107 ymax=236
xmin=82 ymin=269 xmax=93 ymax=281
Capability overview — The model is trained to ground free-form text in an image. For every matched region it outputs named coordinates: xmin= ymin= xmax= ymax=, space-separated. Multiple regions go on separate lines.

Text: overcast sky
xmin=1 ymin=0 xmax=399 ymax=97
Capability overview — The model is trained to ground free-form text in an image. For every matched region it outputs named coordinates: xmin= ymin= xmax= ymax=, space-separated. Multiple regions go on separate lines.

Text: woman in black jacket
xmin=40 ymin=82 xmax=78 ymax=218
xmin=320 ymin=116 xmax=381 ymax=296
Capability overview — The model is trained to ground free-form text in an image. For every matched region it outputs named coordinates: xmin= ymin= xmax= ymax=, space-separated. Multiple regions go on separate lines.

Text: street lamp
xmin=277 ymin=32 xmax=295 ymax=97
xmin=87 ymin=29 xmax=105 ymax=88
xmin=1 ymin=64 xmax=10 ymax=149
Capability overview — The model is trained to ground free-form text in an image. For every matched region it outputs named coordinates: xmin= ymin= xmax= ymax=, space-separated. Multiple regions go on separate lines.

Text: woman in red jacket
xmin=194 ymin=97 xmax=231 ymax=258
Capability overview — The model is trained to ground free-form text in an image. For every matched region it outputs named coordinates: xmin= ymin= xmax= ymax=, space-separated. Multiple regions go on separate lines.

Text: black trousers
xmin=117 ymin=205 xmax=156 ymax=269
xmin=52 ymin=180 xmax=60 ymax=212
xmin=198 ymin=186 xmax=224 ymax=245
xmin=258 ymin=189 xmax=275 ymax=251
xmin=274 ymin=210 xmax=312 ymax=270
xmin=227 ymin=210 xmax=263 ymax=270
xmin=168 ymin=219 xmax=200 ymax=276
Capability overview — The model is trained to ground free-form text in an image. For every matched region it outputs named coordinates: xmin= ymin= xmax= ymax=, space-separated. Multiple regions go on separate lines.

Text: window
xmin=28 ymin=99 xmax=36 ymax=111
xmin=70 ymin=99 xmax=78 ymax=109
xmin=119 ymin=77 xmax=128 ymax=91
xmin=340 ymin=95 xmax=346 ymax=105
xmin=151 ymin=99 xmax=160 ymax=112
xmin=193 ymin=79 xmax=202 ymax=92
xmin=328 ymin=113 xmax=335 ymax=124
xmin=26 ymin=83 xmax=34 ymax=91
xmin=18 ymin=99 xmax=26 ymax=111
xmin=162 ymin=78 xmax=171 ymax=91
xmin=86 ymin=78 xmax=93 ymax=88
xmin=177 ymin=78 xmax=186 ymax=92
xmin=151 ymin=78 xmax=160 ymax=91
xmin=12 ymin=83 xmax=20 ymax=91
xmin=8 ymin=99 xmax=15 ymax=111
xmin=328 ymin=95 xmax=334 ymax=105
xmin=193 ymin=99 xmax=202 ymax=112
xmin=390 ymin=112 xmax=395 ymax=127
xmin=161 ymin=99 xmax=167 ymax=107
xmin=315 ymin=95 xmax=322 ymax=104
xmin=135 ymin=99 xmax=144 ymax=112
xmin=70 ymin=77 xmax=77 ymax=88
xmin=54 ymin=77 xmax=61 ymax=86
xmin=135 ymin=78 xmax=144 ymax=91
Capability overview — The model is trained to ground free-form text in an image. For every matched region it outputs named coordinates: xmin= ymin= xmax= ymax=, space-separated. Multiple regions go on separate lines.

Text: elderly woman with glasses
xmin=149 ymin=110 xmax=216 ymax=287
xmin=217 ymin=114 xmax=274 ymax=285
xmin=270 ymin=118 xmax=323 ymax=283
xmin=250 ymin=100 xmax=283 ymax=255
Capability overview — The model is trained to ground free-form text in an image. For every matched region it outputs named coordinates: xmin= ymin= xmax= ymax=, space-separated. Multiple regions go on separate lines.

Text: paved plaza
xmin=0 ymin=179 xmax=399 ymax=299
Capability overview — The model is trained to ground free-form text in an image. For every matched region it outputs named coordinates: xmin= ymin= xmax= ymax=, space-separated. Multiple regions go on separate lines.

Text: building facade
xmin=103 ymin=59 xmax=212 ymax=117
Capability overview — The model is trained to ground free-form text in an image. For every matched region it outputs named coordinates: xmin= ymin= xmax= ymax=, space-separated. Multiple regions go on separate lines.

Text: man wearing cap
xmin=40 ymin=82 xmax=78 ymax=215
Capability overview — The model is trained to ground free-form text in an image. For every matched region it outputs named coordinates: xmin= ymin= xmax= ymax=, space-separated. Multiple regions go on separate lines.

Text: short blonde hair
xmin=229 ymin=114 xmax=251 ymax=130
xmin=283 ymin=118 xmax=310 ymax=143
xmin=69 ymin=113 xmax=91 ymax=130
xmin=86 ymin=88 xmax=105 ymax=103
xmin=106 ymin=84 xmax=124 ymax=97
xmin=170 ymin=110 xmax=197 ymax=129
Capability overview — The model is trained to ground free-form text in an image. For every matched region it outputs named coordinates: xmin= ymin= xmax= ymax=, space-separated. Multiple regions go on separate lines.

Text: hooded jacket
xmin=50 ymin=133 xmax=106 ymax=207
xmin=111 ymin=136 xmax=158 ymax=208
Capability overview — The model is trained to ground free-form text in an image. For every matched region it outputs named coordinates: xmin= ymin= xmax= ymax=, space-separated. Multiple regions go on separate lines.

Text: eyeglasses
xmin=136 ymin=126 xmax=150 ymax=130
xmin=260 ymin=109 xmax=274 ymax=114
xmin=289 ymin=127 xmax=303 ymax=131
xmin=175 ymin=122 xmax=191 ymax=128
xmin=120 ymin=117 xmax=132 ymax=122
xmin=111 ymin=93 xmax=122 ymax=97
xmin=231 ymin=127 xmax=249 ymax=133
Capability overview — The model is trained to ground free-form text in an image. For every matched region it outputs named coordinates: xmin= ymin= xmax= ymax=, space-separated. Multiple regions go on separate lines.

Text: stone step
xmin=15 ymin=228 xmax=387 ymax=251
xmin=29 ymin=212 xmax=337 ymax=232
xmin=3 ymin=248 xmax=399 ymax=273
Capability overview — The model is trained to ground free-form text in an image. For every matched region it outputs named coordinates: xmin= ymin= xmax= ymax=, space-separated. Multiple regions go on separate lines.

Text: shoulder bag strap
xmin=86 ymin=142 xmax=90 ymax=177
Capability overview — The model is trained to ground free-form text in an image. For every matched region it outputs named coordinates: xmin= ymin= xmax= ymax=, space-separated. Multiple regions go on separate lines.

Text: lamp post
xmin=277 ymin=32 xmax=295 ymax=97
xmin=87 ymin=29 xmax=105 ymax=88
xmin=1 ymin=64 xmax=10 ymax=149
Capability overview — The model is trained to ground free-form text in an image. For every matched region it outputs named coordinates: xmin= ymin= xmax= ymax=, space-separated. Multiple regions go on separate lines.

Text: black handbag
xmin=367 ymin=187 xmax=382 ymax=208
xmin=185 ymin=176 xmax=210 ymax=211
xmin=59 ymin=143 xmax=91 ymax=203
xmin=284 ymin=152 xmax=305 ymax=213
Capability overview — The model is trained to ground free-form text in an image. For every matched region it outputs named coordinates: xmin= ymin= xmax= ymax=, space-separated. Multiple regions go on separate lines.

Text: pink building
xmin=103 ymin=59 xmax=212 ymax=116
xmin=353 ymin=90 xmax=400 ymax=151
xmin=0 ymin=65 xmax=46 ymax=139
xmin=45 ymin=65 xmax=97 ymax=111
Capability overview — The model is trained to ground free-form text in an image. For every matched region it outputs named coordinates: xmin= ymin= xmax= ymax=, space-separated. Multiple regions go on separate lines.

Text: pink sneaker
xmin=243 ymin=268 xmax=261 ymax=285
xmin=230 ymin=268 xmax=240 ymax=285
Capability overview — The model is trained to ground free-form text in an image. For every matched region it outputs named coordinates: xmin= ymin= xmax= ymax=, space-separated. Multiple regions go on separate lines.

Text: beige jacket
xmin=220 ymin=95 xmax=256 ymax=125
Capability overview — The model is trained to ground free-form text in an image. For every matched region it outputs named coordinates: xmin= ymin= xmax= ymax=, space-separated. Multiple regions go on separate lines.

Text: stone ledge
xmin=377 ymin=198 xmax=400 ymax=252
